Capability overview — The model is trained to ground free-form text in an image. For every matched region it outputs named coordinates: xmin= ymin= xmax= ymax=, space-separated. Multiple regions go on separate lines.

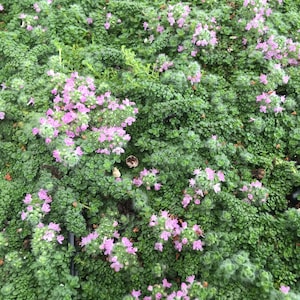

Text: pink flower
xmin=259 ymin=105 xmax=267 ymax=113
xmin=0 ymin=4 xmax=3 ymax=11
xmin=86 ymin=17 xmax=93 ymax=24
xmin=178 ymin=45 xmax=184 ymax=52
xmin=282 ymin=75 xmax=289 ymax=84
xmin=21 ymin=211 xmax=27 ymax=220
xmin=193 ymin=240 xmax=203 ymax=251
xmin=57 ymin=235 xmax=64 ymax=244
xmin=205 ymin=168 xmax=215 ymax=180
xmin=280 ymin=285 xmax=290 ymax=294
xmin=41 ymin=203 xmax=51 ymax=213
xmin=162 ymin=278 xmax=172 ymax=288
xmin=75 ymin=146 xmax=83 ymax=156
xmin=131 ymin=290 xmax=141 ymax=299
xmin=217 ymin=171 xmax=225 ymax=182
xmin=213 ymin=183 xmax=221 ymax=193
xmin=48 ymin=222 xmax=61 ymax=232
xmin=104 ymin=22 xmax=110 ymax=30
xmin=154 ymin=242 xmax=163 ymax=252
xmin=110 ymin=256 xmax=123 ymax=272
xmin=156 ymin=25 xmax=164 ymax=33
xmin=259 ymin=74 xmax=268 ymax=85
xmin=23 ymin=194 xmax=32 ymax=204
xmin=160 ymin=231 xmax=171 ymax=241
xmin=143 ymin=22 xmax=148 ymax=30
xmin=154 ymin=183 xmax=161 ymax=191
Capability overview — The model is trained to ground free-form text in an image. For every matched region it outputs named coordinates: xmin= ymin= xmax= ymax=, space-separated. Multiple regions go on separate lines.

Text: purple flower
xmin=104 ymin=22 xmax=110 ymax=30
xmin=0 ymin=4 xmax=3 ymax=11
xmin=0 ymin=112 xmax=5 ymax=120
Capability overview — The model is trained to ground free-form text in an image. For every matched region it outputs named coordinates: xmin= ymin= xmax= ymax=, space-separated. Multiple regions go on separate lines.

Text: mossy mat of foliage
xmin=0 ymin=0 xmax=300 ymax=299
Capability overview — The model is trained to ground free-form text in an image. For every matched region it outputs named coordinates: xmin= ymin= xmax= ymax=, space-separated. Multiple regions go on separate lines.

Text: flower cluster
xmin=239 ymin=180 xmax=269 ymax=204
xmin=131 ymin=276 xmax=207 ymax=299
xmin=80 ymin=221 xmax=138 ymax=272
xmin=149 ymin=211 xmax=204 ymax=252
xmin=244 ymin=0 xmax=272 ymax=34
xmin=256 ymin=35 xmax=300 ymax=66
xmin=155 ymin=54 xmax=174 ymax=73
xmin=21 ymin=189 xmax=52 ymax=225
xmin=132 ymin=168 xmax=162 ymax=190
xmin=33 ymin=72 xmax=138 ymax=166
xmin=39 ymin=222 xmax=64 ymax=244
xmin=256 ymin=91 xmax=286 ymax=114
xmin=182 ymin=168 xmax=225 ymax=208
xmin=191 ymin=21 xmax=218 ymax=53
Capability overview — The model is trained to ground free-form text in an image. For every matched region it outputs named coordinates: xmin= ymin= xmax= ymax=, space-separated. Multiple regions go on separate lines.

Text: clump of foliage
xmin=0 ymin=0 xmax=300 ymax=299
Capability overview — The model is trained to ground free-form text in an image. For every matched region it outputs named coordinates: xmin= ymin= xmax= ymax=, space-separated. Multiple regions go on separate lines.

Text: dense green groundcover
xmin=0 ymin=0 xmax=300 ymax=299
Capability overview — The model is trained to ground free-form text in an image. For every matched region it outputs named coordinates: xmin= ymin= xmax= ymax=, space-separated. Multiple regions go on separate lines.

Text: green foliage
xmin=0 ymin=0 xmax=300 ymax=299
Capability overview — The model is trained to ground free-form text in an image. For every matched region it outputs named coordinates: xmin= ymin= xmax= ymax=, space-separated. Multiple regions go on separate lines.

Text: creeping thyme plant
xmin=1 ymin=0 xmax=300 ymax=299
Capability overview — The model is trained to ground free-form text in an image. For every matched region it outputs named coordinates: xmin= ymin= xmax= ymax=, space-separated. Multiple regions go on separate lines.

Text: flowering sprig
xmin=132 ymin=168 xmax=162 ymax=190
xmin=182 ymin=167 xmax=225 ymax=208
xmin=131 ymin=276 xmax=208 ymax=299
xmin=256 ymin=35 xmax=300 ymax=66
xmin=149 ymin=211 xmax=204 ymax=252
xmin=256 ymin=91 xmax=286 ymax=114
xmin=80 ymin=221 xmax=138 ymax=272
xmin=239 ymin=180 xmax=269 ymax=204
xmin=33 ymin=72 xmax=138 ymax=166
xmin=21 ymin=189 xmax=52 ymax=225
